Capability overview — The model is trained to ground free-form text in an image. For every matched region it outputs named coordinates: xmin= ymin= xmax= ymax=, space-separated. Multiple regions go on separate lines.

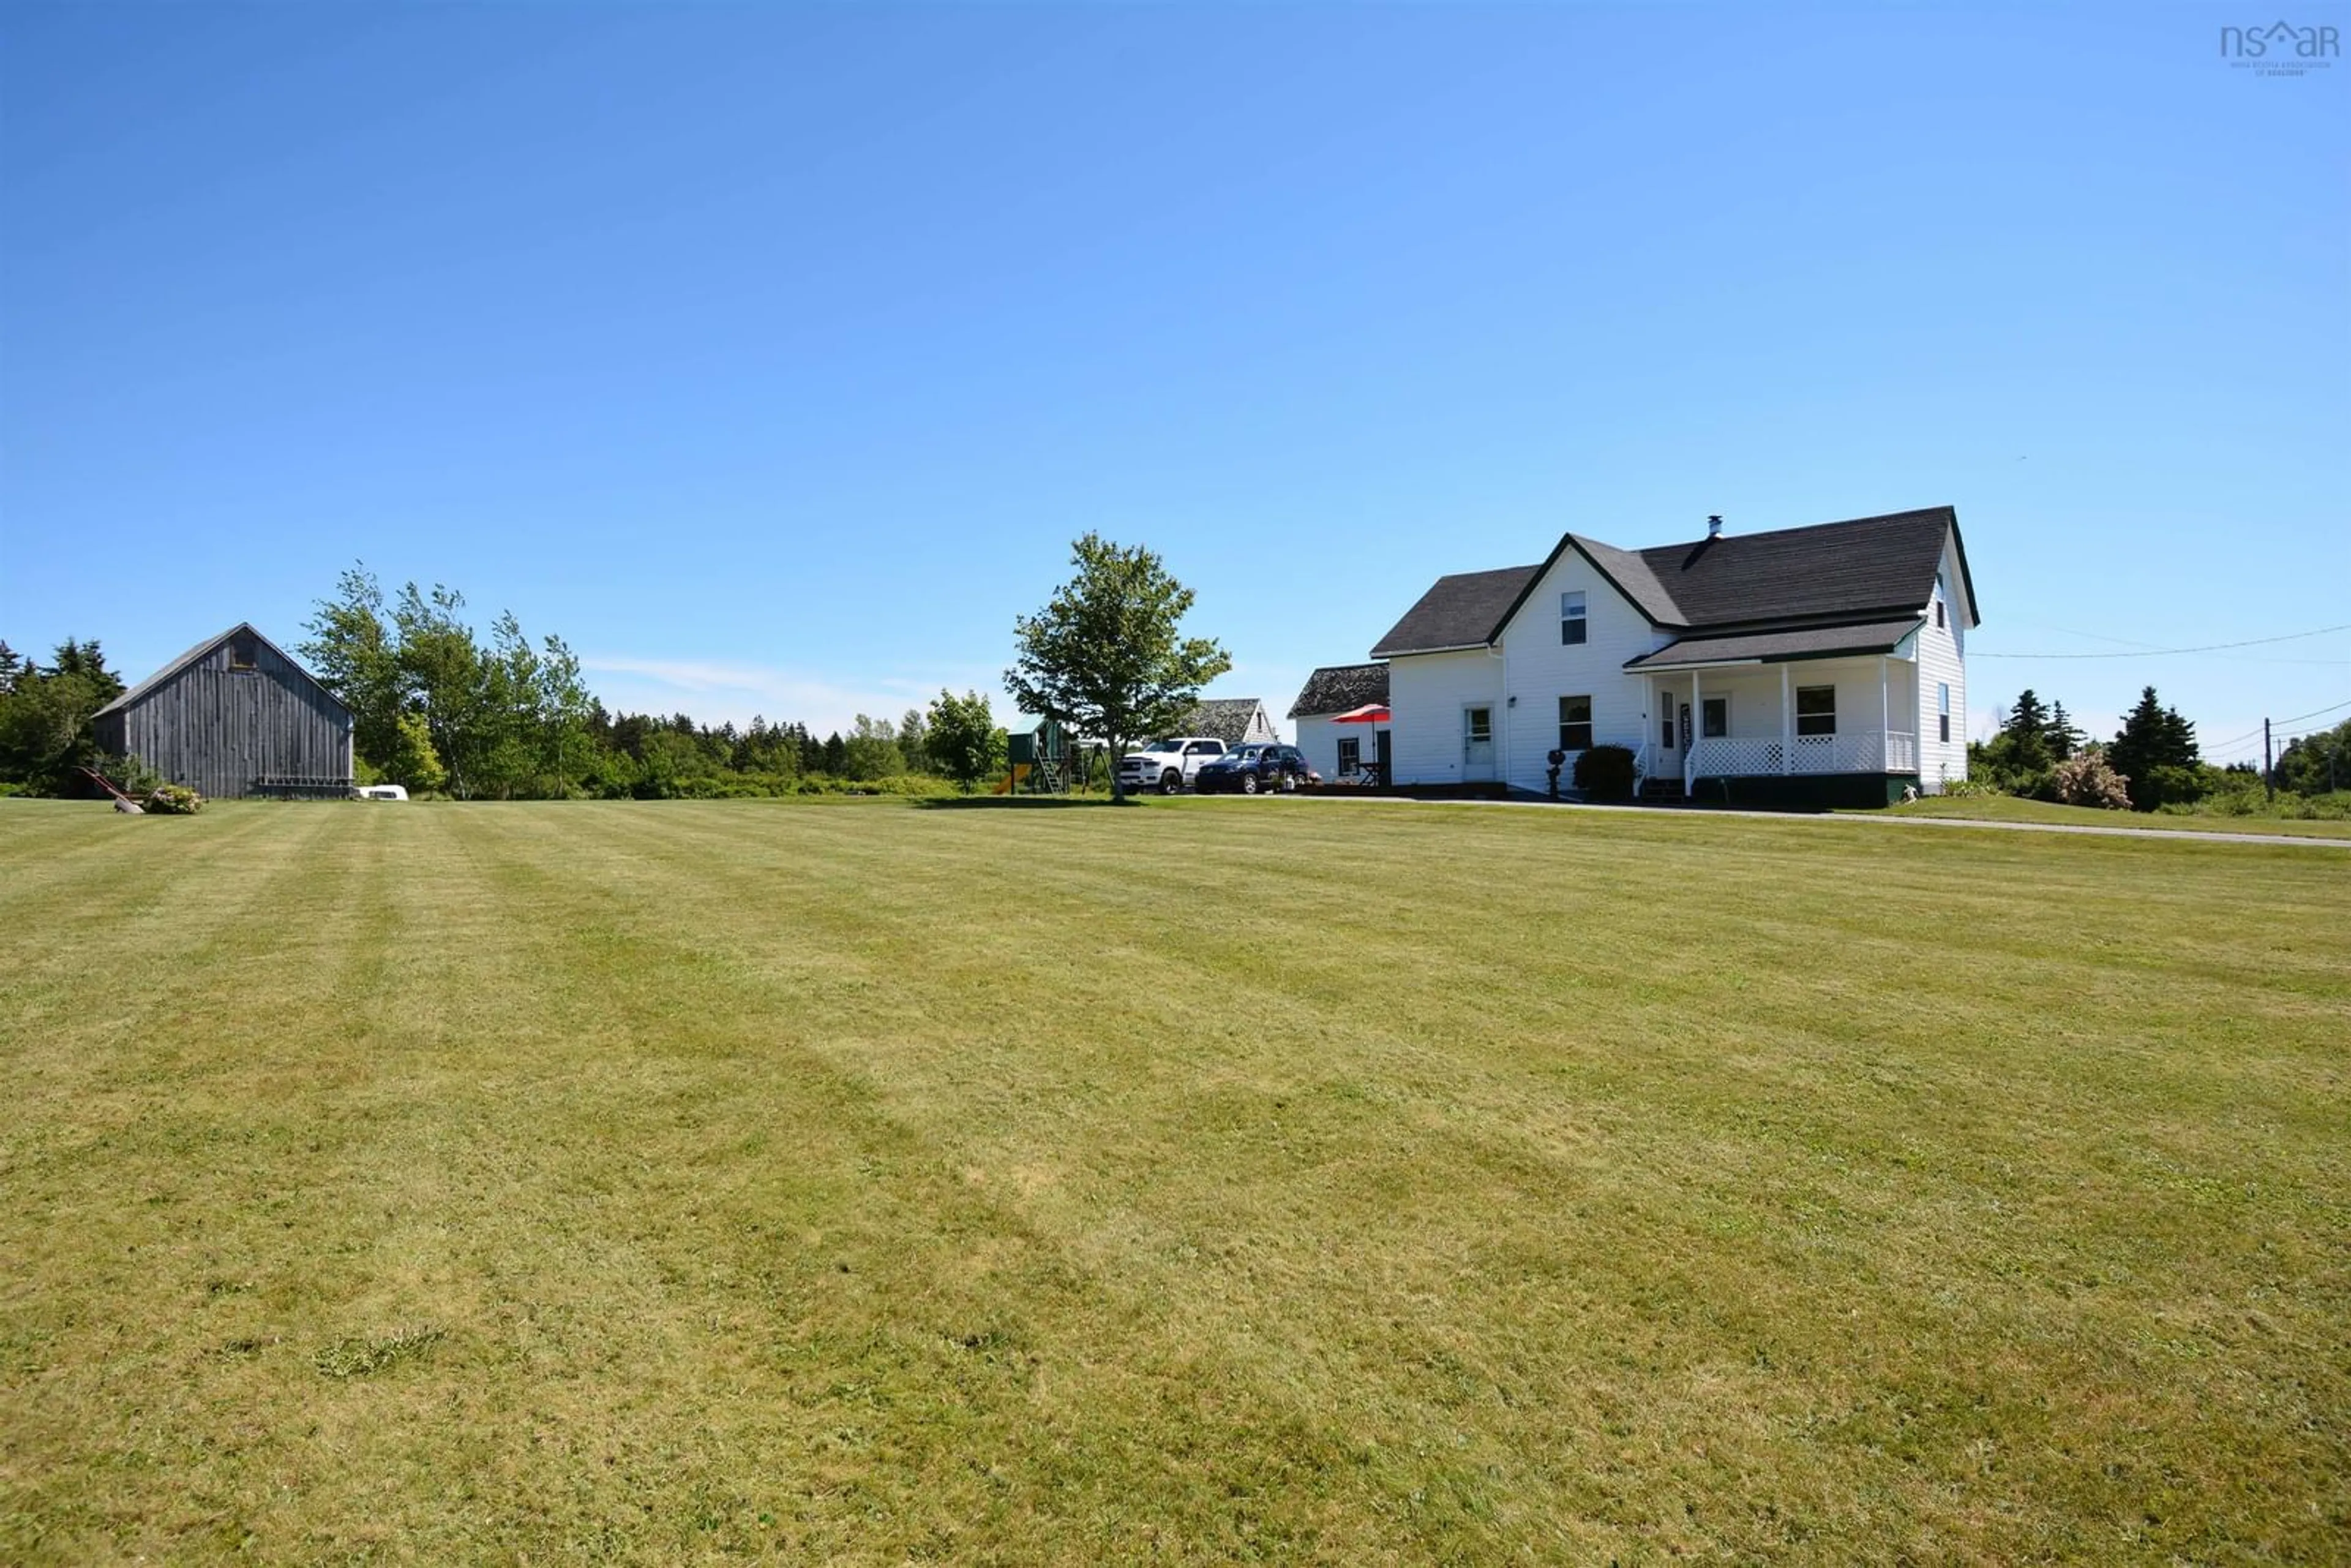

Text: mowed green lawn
xmin=1 ymin=798 xmax=2344 ymax=1564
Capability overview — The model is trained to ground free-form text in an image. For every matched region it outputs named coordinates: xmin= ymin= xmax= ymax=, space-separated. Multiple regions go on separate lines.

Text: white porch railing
xmin=1685 ymin=730 xmax=1918 ymax=782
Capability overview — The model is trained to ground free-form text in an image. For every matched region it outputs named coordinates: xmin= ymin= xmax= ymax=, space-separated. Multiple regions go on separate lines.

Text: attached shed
xmin=1288 ymin=662 xmax=1390 ymax=783
xmin=92 ymin=623 xmax=354 ymax=798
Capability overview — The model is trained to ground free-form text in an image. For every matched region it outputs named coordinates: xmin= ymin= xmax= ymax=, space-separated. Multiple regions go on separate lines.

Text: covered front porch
xmin=1628 ymin=629 xmax=1922 ymax=803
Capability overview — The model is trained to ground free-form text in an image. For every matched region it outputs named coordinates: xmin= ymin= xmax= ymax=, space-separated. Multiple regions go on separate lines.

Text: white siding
xmin=1294 ymin=713 xmax=1383 ymax=780
xmin=1914 ymin=535 xmax=1968 ymax=790
xmin=1385 ymin=650 xmax=1503 ymax=785
xmin=1496 ymin=551 xmax=1671 ymax=792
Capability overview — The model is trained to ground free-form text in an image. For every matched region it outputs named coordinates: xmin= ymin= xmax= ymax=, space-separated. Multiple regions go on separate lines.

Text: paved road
xmin=1299 ymin=793 xmax=2351 ymax=850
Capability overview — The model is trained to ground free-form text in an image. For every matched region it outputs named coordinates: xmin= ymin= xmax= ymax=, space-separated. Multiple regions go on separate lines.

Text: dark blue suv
xmin=1192 ymin=744 xmax=1318 ymax=795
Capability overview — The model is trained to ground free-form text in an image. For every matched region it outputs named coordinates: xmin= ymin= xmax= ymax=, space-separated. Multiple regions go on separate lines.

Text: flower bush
xmin=2052 ymin=751 xmax=2130 ymax=810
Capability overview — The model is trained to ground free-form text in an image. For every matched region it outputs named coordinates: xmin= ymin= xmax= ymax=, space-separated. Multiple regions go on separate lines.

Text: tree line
xmin=301 ymin=565 xmax=1018 ymax=797
xmin=1970 ymin=684 xmax=2347 ymax=812
xmin=0 ymin=639 xmax=127 ymax=795
xmin=0 ymin=568 xmax=1022 ymax=798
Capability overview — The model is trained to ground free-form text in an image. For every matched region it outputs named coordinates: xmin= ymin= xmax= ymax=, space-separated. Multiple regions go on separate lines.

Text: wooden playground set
xmin=991 ymin=717 xmax=1099 ymax=795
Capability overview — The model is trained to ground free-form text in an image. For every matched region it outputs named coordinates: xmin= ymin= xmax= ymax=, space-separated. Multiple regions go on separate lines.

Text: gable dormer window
xmin=1935 ymin=600 xmax=1945 ymax=629
xmin=227 ymin=632 xmax=258 ymax=671
xmin=1560 ymin=591 xmax=1587 ymax=645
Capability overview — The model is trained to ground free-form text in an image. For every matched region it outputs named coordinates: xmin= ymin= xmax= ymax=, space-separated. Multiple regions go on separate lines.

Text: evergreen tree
xmin=0 ymin=639 xmax=126 ymax=792
xmin=1992 ymin=689 xmax=2054 ymax=774
xmin=2108 ymin=686 xmax=2200 ymax=809
xmin=822 ymin=731 xmax=847 ymax=776
xmin=0 ymin=640 xmax=23 ymax=695
xmin=2001 ymin=689 xmax=2051 ymax=743
xmin=2044 ymin=700 xmax=2083 ymax=762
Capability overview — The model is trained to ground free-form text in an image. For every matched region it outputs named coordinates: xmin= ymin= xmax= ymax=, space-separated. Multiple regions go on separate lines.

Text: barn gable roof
xmin=95 ymin=623 xmax=349 ymax=719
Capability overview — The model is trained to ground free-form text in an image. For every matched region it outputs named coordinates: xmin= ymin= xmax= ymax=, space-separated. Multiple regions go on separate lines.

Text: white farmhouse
xmin=1368 ymin=507 xmax=1978 ymax=806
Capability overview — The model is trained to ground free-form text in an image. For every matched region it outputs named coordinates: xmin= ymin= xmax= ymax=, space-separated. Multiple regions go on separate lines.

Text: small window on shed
xmin=228 ymin=632 xmax=258 ymax=670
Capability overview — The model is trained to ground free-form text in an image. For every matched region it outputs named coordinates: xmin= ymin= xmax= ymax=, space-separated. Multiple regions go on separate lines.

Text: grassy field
xmin=1874 ymin=792 xmax=2351 ymax=839
xmin=2 ymin=797 xmax=2344 ymax=1564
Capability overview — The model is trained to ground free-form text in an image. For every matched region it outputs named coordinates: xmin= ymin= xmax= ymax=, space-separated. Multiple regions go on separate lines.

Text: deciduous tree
xmin=927 ymin=688 xmax=1007 ymax=792
xmin=1004 ymin=535 xmax=1229 ymax=803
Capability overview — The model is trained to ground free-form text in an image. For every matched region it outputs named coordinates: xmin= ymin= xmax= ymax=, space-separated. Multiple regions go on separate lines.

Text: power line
xmin=2270 ymin=696 xmax=2351 ymax=729
xmin=2006 ymin=621 xmax=2351 ymax=667
xmin=1973 ymin=622 xmax=2351 ymax=659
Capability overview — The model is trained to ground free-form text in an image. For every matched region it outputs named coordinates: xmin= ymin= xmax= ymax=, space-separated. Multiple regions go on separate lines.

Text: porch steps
xmin=1639 ymin=776 xmax=1687 ymax=804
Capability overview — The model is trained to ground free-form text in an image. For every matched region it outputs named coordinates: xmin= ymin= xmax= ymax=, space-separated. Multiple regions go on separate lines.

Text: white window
xmin=1938 ymin=683 xmax=1951 ymax=744
xmin=1702 ymin=697 xmax=1727 ymax=738
xmin=1796 ymin=685 xmax=1836 ymax=737
xmin=1337 ymin=737 xmax=1361 ymax=774
xmin=1560 ymin=591 xmax=1587 ymax=645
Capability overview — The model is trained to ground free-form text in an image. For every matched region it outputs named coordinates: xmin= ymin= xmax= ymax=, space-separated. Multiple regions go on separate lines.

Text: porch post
xmin=1690 ymin=669 xmax=1701 ymax=789
xmin=1780 ymin=662 xmax=1791 ymax=774
xmin=1880 ymin=656 xmax=1890 ymax=772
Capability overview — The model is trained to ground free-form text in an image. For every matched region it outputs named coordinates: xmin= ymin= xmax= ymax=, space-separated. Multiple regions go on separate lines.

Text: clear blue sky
xmin=4 ymin=4 xmax=2344 ymax=762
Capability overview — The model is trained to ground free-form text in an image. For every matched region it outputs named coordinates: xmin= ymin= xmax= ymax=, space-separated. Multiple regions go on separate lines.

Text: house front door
xmin=1463 ymin=705 xmax=1495 ymax=781
xmin=1654 ymin=688 xmax=1679 ymax=774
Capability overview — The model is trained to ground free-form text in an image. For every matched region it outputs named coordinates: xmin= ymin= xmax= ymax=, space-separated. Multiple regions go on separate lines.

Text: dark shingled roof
xmin=1286 ymin=662 xmax=1389 ymax=719
xmin=1375 ymin=507 xmax=1971 ymax=656
xmin=1177 ymin=697 xmax=1269 ymax=744
xmin=1624 ymin=617 xmax=1927 ymax=670
xmin=1619 ymin=507 xmax=1957 ymax=629
xmin=1369 ymin=565 xmax=1543 ymax=658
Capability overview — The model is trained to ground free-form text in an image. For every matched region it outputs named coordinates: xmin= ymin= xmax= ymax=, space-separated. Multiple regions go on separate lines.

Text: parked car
xmin=1192 ymin=743 xmax=1318 ymax=795
xmin=1116 ymin=737 xmax=1229 ymax=794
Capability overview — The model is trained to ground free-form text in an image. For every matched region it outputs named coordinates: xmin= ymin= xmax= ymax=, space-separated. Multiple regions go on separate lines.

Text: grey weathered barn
xmin=92 ymin=624 xmax=353 ymax=798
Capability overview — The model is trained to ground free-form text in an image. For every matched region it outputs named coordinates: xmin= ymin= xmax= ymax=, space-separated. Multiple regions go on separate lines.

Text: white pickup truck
xmin=1116 ymin=737 xmax=1229 ymax=794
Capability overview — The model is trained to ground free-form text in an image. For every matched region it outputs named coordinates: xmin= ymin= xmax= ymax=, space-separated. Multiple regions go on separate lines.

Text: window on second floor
xmin=1558 ymin=695 xmax=1592 ymax=752
xmin=227 ymin=632 xmax=258 ymax=671
xmin=1561 ymin=591 xmax=1587 ymax=645
xmin=1938 ymin=682 xmax=1951 ymax=743
xmin=1796 ymin=685 xmax=1837 ymax=737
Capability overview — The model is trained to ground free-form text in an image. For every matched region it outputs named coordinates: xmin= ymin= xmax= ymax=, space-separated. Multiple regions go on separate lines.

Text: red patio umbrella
xmin=1326 ymin=703 xmax=1390 ymax=782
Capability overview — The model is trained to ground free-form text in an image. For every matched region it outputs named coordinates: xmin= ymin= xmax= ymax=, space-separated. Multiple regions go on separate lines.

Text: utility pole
xmin=2263 ymin=718 xmax=2274 ymax=803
